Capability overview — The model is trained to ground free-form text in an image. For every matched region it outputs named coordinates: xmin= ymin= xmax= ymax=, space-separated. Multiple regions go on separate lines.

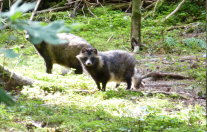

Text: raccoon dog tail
xmin=131 ymin=68 xmax=143 ymax=89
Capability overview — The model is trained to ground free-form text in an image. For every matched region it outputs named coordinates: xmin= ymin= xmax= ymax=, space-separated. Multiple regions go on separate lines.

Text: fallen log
xmin=35 ymin=6 xmax=71 ymax=14
xmin=0 ymin=64 xmax=35 ymax=92
xmin=105 ymin=2 xmax=131 ymax=10
xmin=142 ymin=72 xmax=190 ymax=80
xmin=134 ymin=71 xmax=190 ymax=89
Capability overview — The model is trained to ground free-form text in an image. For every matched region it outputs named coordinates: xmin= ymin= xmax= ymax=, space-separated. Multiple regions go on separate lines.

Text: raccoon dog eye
xmin=83 ymin=57 xmax=88 ymax=61
xmin=90 ymin=57 xmax=96 ymax=62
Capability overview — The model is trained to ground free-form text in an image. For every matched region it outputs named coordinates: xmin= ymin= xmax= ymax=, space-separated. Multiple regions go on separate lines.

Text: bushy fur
xmin=76 ymin=48 xmax=138 ymax=91
xmin=33 ymin=33 xmax=92 ymax=74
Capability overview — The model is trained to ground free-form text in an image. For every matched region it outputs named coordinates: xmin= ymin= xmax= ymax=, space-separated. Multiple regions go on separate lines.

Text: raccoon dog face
xmin=76 ymin=48 xmax=99 ymax=67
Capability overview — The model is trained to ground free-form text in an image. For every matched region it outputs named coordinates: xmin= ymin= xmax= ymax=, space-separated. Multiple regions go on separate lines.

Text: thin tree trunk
xmin=206 ymin=0 xmax=207 ymax=46
xmin=0 ymin=0 xmax=3 ymax=12
xmin=131 ymin=0 xmax=142 ymax=53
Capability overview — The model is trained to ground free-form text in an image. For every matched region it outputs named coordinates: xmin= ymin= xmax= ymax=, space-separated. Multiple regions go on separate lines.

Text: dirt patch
xmin=136 ymin=54 xmax=206 ymax=106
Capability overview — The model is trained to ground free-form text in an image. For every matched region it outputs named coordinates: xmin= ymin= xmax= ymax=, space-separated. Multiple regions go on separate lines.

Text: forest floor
xmin=1 ymin=50 xmax=206 ymax=131
xmin=136 ymin=54 xmax=206 ymax=107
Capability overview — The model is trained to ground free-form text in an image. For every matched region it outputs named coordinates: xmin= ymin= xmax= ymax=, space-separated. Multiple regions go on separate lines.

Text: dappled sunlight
xmin=18 ymin=85 xmax=206 ymax=131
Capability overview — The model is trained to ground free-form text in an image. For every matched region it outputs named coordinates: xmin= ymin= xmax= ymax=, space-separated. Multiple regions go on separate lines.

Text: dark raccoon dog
xmin=76 ymin=48 xmax=139 ymax=91
xmin=32 ymin=33 xmax=92 ymax=74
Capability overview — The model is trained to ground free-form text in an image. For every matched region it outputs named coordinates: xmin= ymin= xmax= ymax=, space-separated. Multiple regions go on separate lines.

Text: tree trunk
xmin=131 ymin=0 xmax=142 ymax=53
xmin=0 ymin=0 xmax=3 ymax=12
xmin=0 ymin=64 xmax=35 ymax=92
xmin=0 ymin=64 xmax=36 ymax=106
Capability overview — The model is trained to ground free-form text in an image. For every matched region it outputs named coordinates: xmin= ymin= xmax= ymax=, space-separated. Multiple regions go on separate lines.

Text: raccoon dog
xmin=76 ymin=48 xmax=138 ymax=91
xmin=32 ymin=33 xmax=92 ymax=74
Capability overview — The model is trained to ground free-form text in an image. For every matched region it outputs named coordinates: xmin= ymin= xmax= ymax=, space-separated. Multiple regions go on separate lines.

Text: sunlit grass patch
xmin=1 ymin=88 xmax=206 ymax=131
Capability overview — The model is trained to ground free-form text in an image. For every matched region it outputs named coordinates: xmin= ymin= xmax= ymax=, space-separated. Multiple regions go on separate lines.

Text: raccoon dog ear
xmin=92 ymin=48 xmax=97 ymax=54
xmin=81 ymin=48 xmax=87 ymax=53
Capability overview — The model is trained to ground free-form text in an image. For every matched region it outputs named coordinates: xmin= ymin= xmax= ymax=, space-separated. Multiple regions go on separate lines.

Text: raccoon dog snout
xmin=85 ymin=60 xmax=93 ymax=66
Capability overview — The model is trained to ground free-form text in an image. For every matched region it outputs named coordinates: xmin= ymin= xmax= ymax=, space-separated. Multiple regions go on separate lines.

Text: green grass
xmin=0 ymin=52 xmax=206 ymax=131
xmin=0 ymin=86 xmax=206 ymax=131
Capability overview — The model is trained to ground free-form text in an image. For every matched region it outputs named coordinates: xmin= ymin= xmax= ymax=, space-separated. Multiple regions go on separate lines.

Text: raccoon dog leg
xmin=115 ymin=83 xmax=120 ymax=88
xmin=74 ymin=65 xmax=83 ymax=74
xmin=45 ymin=60 xmax=53 ymax=74
xmin=95 ymin=81 xmax=101 ymax=91
xmin=102 ymin=82 xmax=107 ymax=91
xmin=126 ymin=78 xmax=132 ymax=90
xmin=34 ymin=44 xmax=53 ymax=74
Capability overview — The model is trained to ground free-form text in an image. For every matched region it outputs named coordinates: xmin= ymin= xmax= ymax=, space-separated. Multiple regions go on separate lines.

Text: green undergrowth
xmin=0 ymin=53 xmax=206 ymax=131
xmin=0 ymin=86 xmax=206 ymax=131
xmin=1 ymin=5 xmax=205 ymax=53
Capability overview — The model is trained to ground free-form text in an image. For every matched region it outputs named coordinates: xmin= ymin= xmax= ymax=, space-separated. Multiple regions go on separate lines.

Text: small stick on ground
xmin=142 ymin=72 xmax=190 ymax=80
xmin=107 ymin=34 xmax=114 ymax=43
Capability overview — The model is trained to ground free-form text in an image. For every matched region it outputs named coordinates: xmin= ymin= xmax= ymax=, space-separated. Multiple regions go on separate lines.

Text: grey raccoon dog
xmin=76 ymin=48 xmax=139 ymax=91
xmin=29 ymin=33 xmax=92 ymax=74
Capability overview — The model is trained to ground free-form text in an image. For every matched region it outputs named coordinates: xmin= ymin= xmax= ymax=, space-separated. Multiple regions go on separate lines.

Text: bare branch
xmin=162 ymin=0 xmax=186 ymax=21
xmin=152 ymin=0 xmax=161 ymax=16
xmin=35 ymin=6 xmax=70 ymax=14
xmin=70 ymin=0 xmax=81 ymax=17
xmin=30 ymin=0 xmax=42 ymax=21
xmin=144 ymin=2 xmax=156 ymax=10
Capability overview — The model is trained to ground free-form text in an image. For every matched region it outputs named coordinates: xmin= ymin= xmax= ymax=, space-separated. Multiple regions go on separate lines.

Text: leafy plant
xmin=164 ymin=37 xmax=177 ymax=46
xmin=0 ymin=88 xmax=15 ymax=106
xmin=0 ymin=0 xmax=71 ymax=54
xmin=183 ymin=38 xmax=206 ymax=49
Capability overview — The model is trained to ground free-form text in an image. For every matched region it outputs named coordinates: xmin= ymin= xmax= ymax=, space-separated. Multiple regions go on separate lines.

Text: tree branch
xmin=70 ymin=0 xmax=81 ymax=17
xmin=35 ymin=6 xmax=70 ymax=14
xmin=162 ymin=0 xmax=186 ymax=21
xmin=30 ymin=0 xmax=42 ymax=21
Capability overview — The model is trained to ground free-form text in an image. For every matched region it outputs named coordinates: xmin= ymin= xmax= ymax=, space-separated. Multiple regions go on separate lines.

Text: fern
xmin=183 ymin=38 xmax=206 ymax=49
xmin=164 ymin=37 xmax=177 ymax=46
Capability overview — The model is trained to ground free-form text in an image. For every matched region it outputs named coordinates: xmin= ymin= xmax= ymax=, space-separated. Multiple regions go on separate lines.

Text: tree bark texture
xmin=131 ymin=0 xmax=142 ymax=53
xmin=0 ymin=64 xmax=35 ymax=92
xmin=0 ymin=0 xmax=3 ymax=12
